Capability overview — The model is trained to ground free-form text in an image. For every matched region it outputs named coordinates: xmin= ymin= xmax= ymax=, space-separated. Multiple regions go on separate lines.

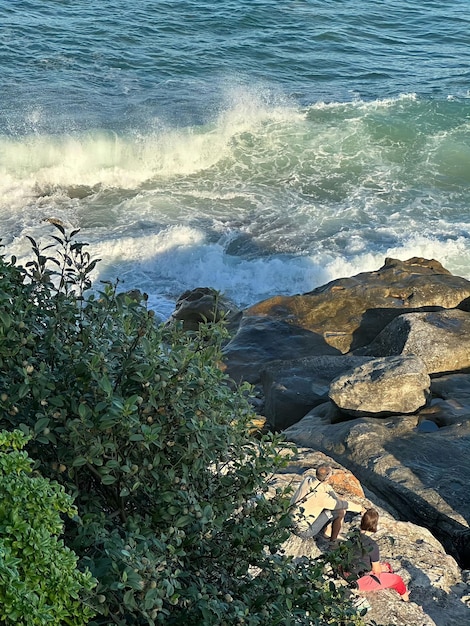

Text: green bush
xmin=0 ymin=227 xmax=365 ymax=625
xmin=0 ymin=429 xmax=96 ymax=625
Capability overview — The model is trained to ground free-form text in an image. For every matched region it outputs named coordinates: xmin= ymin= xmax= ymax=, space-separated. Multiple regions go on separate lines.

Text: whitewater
xmin=1 ymin=1 xmax=469 ymax=318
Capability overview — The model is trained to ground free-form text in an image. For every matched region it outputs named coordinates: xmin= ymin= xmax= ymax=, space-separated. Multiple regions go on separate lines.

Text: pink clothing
xmin=350 ymin=531 xmax=408 ymax=598
xmin=357 ymin=572 xmax=408 ymax=596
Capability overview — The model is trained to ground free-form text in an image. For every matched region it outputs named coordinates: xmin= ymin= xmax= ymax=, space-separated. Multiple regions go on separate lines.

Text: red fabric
xmin=357 ymin=572 xmax=407 ymax=596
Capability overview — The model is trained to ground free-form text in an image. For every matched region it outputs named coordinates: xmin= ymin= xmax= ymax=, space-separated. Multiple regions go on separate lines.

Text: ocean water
xmin=1 ymin=0 xmax=470 ymax=318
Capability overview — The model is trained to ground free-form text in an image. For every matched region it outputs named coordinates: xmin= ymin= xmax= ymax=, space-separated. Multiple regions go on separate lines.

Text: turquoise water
xmin=1 ymin=1 xmax=470 ymax=316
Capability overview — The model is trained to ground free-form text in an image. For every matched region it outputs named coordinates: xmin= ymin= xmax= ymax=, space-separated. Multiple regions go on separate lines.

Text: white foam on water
xmin=68 ymin=226 xmax=470 ymax=320
xmin=5 ymin=206 xmax=470 ymax=322
xmin=2 ymin=91 xmax=470 ymax=320
xmin=0 ymin=88 xmax=302 ymax=199
xmin=0 ymin=131 xmax=191 ymax=196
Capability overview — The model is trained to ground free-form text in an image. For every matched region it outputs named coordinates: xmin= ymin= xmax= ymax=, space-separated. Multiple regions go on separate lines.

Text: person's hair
xmin=316 ymin=464 xmax=332 ymax=482
xmin=361 ymin=508 xmax=379 ymax=533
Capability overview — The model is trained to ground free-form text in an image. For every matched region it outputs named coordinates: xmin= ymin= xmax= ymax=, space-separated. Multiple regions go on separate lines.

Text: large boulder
xmin=356 ymin=309 xmax=470 ymax=374
xmin=222 ymin=316 xmax=340 ymax=385
xmin=244 ymin=257 xmax=470 ymax=353
xmin=261 ymin=355 xmax=374 ymax=430
xmin=329 ymin=355 xmax=431 ymax=417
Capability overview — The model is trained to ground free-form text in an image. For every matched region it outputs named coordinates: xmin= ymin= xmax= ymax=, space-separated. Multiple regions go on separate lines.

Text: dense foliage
xmin=0 ymin=226 xmax=365 ymax=625
xmin=0 ymin=429 xmax=95 ymax=625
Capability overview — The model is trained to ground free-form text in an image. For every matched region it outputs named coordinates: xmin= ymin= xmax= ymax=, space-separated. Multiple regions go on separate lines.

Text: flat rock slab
xmin=283 ymin=412 xmax=470 ymax=569
xmin=417 ymin=397 xmax=470 ymax=428
xmin=274 ymin=451 xmax=470 ymax=626
xmin=431 ymin=373 xmax=470 ymax=401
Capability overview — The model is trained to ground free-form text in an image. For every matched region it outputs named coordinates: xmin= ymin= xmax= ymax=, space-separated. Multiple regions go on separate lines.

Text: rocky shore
xmin=171 ymin=257 xmax=470 ymax=625
xmin=274 ymin=450 xmax=470 ymax=626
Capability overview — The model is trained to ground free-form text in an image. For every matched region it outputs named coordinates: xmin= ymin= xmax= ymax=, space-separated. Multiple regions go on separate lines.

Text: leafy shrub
xmin=0 ymin=429 xmax=96 ymax=625
xmin=0 ymin=227 xmax=365 ymax=625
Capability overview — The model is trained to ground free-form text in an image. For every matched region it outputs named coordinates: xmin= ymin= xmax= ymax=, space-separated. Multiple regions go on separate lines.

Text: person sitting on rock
xmin=348 ymin=508 xmax=410 ymax=601
xmin=290 ymin=464 xmax=362 ymax=545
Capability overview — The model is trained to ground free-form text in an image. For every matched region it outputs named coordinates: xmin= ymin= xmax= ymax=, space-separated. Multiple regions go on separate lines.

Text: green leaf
xmin=123 ymin=589 xmax=137 ymax=609
xmin=34 ymin=416 xmax=49 ymax=434
xmin=72 ymin=457 xmax=87 ymax=467
xmin=106 ymin=460 xmax=121 ymax=469
xmin=144 ymin=587 xmax=158 ymax=609
xmin=129 ymin=433 xmax=144 ymax=441
xmin=101 ymin=474 xmax=117 ymax=485
xmin=18 ymin=383 xmax=30 ymax=399
xmin=99 ymin=415 xmax=119 ymax=429
xmin=0 ymin=311 xmax=12 ymax=329
xmin=78 ymin=403 xmax=90 ymax=419
xmin=99 ymin=376 xmax=112 ymax=395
